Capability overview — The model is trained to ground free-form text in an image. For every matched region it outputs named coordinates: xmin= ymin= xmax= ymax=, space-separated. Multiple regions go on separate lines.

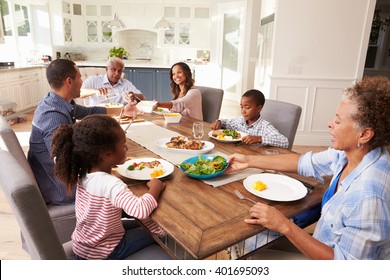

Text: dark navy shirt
xmin=27 ymin=91 xmax=106 ymax=205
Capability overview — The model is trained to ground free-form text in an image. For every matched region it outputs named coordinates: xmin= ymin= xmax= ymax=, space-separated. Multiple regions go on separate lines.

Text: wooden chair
xmin=261 ymin=99 xmax=302 ymax=150
xmin=0 ymin=116 xmax=76 ymax=245
xmin=196 ymin=86 xmax=224 ymax=123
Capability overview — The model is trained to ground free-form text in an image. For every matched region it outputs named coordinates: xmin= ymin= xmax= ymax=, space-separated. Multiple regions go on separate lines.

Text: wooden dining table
xmin=113 ymin=113 xmax=327 ymax=260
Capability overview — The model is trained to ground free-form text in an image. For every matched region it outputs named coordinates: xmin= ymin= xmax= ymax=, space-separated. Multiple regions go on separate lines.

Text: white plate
xmin=208 ymin=130 xmax=247 ymax=143
xmin=243 ymin=174 xmax=307 ymax=202
xmin=155 ymin=138 xmax=215 ymax=154
xmin=152 ymin=107 xmax=170 ymax=115
xmin=117 ymin=158 xmax=174 ymax=180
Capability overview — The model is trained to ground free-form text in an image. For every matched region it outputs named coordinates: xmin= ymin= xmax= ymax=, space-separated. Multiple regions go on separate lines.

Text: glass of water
xmin=192 ymin=122 xmax=204 ymax=140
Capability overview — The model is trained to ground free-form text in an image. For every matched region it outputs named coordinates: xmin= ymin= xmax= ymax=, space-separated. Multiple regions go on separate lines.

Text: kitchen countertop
xmin=0 ymin=64 xmax=47 ymax=72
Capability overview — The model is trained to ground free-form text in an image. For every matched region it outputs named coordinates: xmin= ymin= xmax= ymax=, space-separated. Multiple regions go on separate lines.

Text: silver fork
xmin=234 ymin=189 xmax=256 ymax=204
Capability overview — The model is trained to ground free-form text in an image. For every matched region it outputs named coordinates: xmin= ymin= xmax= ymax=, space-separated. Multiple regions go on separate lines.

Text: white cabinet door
xmin=0 ymin=67 xmax=46 ymax=113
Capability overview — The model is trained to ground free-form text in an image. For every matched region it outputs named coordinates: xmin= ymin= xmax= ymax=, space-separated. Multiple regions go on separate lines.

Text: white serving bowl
xmin=101 ymin=103 xmax=124 ymax=117
xmin=163 ymin=113 xmax=182 ymax=123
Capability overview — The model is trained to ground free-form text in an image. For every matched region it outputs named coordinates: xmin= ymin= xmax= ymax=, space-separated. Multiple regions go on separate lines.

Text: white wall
xmin=266 ymin=0 xmax=376 ymax=146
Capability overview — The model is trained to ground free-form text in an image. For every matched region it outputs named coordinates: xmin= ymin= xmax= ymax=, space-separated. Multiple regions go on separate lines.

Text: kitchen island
xmin=76 ymin=60 xmax=173 ymax=101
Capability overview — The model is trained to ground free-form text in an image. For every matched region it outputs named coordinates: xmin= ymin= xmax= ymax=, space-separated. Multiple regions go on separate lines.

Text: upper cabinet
xmin=85 ymin=4 xmax=113 ymax=43
xmin=61 ymin=1 xmax=84 ymax=44
xmin=49 ymin=0 xmax=212 ymax=48
xmin=50 ymin=0 xmax=112 ymax=45
xmin=162 ymin=5 xmax=211 ymax=48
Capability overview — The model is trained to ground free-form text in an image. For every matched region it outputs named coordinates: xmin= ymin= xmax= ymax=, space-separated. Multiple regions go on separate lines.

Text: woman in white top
xmin=155 ymin=62 xmax=203 ymax=120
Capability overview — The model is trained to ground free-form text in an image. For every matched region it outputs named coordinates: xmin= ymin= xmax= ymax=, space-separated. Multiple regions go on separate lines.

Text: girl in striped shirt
xmin=51 ymin=114 xmax=166 ymax=259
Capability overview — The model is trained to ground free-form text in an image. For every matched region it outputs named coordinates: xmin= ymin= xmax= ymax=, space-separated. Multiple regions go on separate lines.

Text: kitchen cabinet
xmin=162 ymin=5 xmax=211 ymax=48
xmin=0 ymin=67 xmax=45 ymax=113
xmin=85 ymin=4 xmax=113 ymax=43
xmin=124 ymin=67 xmax=171 ymax=101
xmin=49 ymin=1 xmax=85 ymax=45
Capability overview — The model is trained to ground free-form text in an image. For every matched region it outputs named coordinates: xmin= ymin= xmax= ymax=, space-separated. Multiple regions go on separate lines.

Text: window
xmin=14 ymin=4 xmax=30 ymax=36
xmin=0 ymin=1 xmax=30 ymax=37
xmin=0 ymin=1 xmax=34 ymax=63
xmin=0 ymin=0 xmax=12 ymax=36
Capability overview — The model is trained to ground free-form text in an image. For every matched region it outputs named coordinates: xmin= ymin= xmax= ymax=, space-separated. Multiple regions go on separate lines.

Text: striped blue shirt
xmin=298 ymin=147 xmax=390 ymax=259
xmin=82 ymin=74 xmax=141 ymax=105
xmin=27 ymin=91 xmax=106 ymax=205
xmin=219 ymin=115 xmax=289 ymax=148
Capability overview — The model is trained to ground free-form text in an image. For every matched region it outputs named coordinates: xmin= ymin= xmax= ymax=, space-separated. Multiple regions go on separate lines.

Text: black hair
xmin=46 ymin=59 xmax=77 ymax=89
xmin=242 ymin=89 xmax=265 ymax=106
xmin=51 ymin=114 xmax=122 ymax=192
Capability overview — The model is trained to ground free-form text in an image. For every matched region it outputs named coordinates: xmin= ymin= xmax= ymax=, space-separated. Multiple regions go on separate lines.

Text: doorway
xmin=217 ymin=2 xmax=245 ymax=102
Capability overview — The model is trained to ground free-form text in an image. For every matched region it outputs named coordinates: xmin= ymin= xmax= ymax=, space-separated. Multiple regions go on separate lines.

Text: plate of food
xmin=243 ymin=174 xmax=307 ymax=202
xmin=178 ymin=155 xmax=229 ymax=179
xmin=152 ymin=107 xmax=170 ymax=115
xmin=117 ymin=158 xmax=174 ymax=180
xmin=208 ymin=129 xmax=247 ymax=143
xmin=156 ymin=136 xmax=215 ymax=154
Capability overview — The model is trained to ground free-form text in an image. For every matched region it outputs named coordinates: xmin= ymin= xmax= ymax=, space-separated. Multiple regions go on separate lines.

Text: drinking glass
xmin=192 ymin=122 xmax=204 ymax=140
xmin=98 ymin=89 xmax=119 ymax=103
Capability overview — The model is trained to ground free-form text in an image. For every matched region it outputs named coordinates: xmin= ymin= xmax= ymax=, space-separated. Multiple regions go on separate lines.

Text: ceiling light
xmin=108 ymin=13 xmax=125 ymax=29
xmin=154 ymin=18 xmax=172 ymax=30
xmin=154 ymin=0 xmax=172 ymax=30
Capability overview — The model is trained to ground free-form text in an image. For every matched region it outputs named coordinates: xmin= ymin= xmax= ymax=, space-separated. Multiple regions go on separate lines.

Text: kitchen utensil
xmin=234 ymin=189 xmax=256 ymax=204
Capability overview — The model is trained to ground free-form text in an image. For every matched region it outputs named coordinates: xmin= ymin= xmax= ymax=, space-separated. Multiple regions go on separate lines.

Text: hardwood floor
xmin=0 ymin=103 xmax=327 ymax=260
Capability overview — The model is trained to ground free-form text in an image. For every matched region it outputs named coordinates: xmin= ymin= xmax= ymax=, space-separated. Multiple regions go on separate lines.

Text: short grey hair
xmin=106 ymin=57 xmax=124 ymax=68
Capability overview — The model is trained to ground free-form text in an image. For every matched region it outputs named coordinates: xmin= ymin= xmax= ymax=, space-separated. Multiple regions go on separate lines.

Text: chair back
xmin=196 ymin=86 xmax=224 ymax=123
xmin=0 ymin=116 xmax=76 ymax=244
xmin=0 ymin=116 xmax=36 ymax=182
xmin=261 ymin=99 xmax=302 ymax=150
xmin=0 ymin=150 xmax=68 ymax=259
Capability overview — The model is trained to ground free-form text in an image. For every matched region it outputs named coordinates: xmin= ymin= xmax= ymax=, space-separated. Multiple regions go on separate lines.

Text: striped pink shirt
xmin=72 ymin=172 xmax=158 ymax=259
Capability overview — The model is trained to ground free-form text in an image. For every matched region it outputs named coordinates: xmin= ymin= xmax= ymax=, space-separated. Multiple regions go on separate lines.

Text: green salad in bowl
xmin=179 ymin=155 xmax=228 ymax=179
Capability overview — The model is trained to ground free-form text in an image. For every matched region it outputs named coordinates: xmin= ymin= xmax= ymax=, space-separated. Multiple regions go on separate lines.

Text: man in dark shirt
xmin=28 ymin=59 xmax=106 ymax=205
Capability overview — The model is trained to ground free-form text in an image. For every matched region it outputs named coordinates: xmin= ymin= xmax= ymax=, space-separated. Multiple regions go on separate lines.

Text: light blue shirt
xmin=82 ymin=74 xmax=141 ymax=105
xmin=298 ymin=147 xmax=390 ymax=259
xmin=219 ymin=115 xmax=289 ymax=148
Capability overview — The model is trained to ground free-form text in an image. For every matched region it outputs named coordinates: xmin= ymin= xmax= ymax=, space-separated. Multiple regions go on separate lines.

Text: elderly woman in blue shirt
xmin=227 ymin=76 xmax=390 ymax=260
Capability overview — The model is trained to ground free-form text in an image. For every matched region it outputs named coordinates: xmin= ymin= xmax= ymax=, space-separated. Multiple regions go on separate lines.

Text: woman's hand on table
xmin=226 ymin=153 xmax=250 ymax=173
xmin=245 ymin=202 xmax=291 ymax=235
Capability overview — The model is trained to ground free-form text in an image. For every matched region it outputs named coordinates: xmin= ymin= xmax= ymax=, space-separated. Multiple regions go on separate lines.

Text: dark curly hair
xmin=343 ymin=75 xmax=390 ymax=148
xmin=51 ymin=114 xmax=122 ymax=193
xmin=169 ymin=62 xmax=194 ymax=100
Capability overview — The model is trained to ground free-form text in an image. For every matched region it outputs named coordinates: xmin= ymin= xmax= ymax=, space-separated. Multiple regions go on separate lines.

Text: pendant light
xmin=154 ymin=0 xmax=172 ymax=30
xmin=108 ymin=13 xmax=125 ymax=29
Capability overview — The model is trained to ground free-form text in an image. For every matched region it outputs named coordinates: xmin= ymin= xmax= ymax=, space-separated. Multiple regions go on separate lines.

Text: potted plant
xmin=108 ymin=47 xmax=129 ymax=59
